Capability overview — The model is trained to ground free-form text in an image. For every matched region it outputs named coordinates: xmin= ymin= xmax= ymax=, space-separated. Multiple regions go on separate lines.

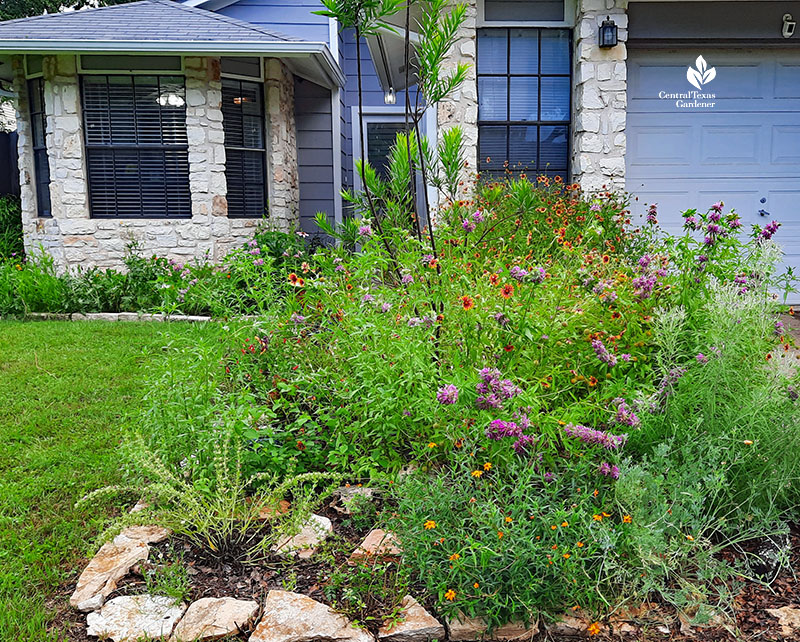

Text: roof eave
xmin=0 ymin=40 xmax=345 ymax=87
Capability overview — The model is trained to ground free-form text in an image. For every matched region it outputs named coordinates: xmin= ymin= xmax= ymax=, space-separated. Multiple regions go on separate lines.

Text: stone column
xmin=437 ymin=0 xmax=478 ymax=193
xmin=572 ymin=0 xmax=628 ymax=193
xmin=184 ymin=56 xmax=228 ymax=222
xmin=10 ymin=56 xmax=43 ymax=257
xmin=265 ymin=58 xmax=299 ymax=231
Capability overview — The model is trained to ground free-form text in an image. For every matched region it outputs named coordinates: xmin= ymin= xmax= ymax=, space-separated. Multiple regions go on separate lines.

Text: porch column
xmin=265 ymin=58 xmax=299 ymax=231
xmin=437 ymin=0 xmax=478 ymax=197
xmin=572 ymin=0 xmax=628 ymax=193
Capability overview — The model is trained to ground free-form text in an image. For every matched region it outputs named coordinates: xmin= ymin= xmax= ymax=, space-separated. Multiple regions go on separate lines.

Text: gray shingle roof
xmin=0 ymin=0 xmax=298 ymax=43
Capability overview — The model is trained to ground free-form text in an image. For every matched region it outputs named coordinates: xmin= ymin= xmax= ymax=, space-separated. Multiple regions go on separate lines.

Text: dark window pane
xmin=477 ymin=29 xmax=507 ymax=74
xmin=539 ymin=125 xmax=569 ymax=170
xmin=541 ymin=30 xmax=570 ymax=74
xmin=222 ymin=78 xmax=266 ymax=218
xmin=509 ymin=125 xmax=538 ymax=171
xmin=81 ymin=75 xmax=190 ymax=218
xmin=509 ymin=77 xmax=538 ymax=121
xmin=80 ymin=55 xmax=181 ymax=72
xmin=510 ymin=29 xmax=538 ymax=75
xmin=484 ymin=0 xmax=564 ymax=22
xmin=540 ymin=77 xmax=570 ymax=120
xmin=221 ymin=57 xmax=261 ymax=78
xmin=478 ymin=125 xmax=507 ymax=173
xmin=28 ymin=78 xmax=51 ymax=217
xmin=479 ymin=77 xmax=508 ymax=120
xmin=366 ymin=123 xmax=406 ymax=180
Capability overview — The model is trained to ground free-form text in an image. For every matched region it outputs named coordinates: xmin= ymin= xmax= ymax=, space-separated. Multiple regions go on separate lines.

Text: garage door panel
xmin=700 ymin=125 xmax=760 ymax=165
xmin=775 ymin=62 xmax=800 ymax=98
xmin=627 ymin=126 xmax=692 ymax=167
xmin=772 ymin=127 xmax=800 ymax=164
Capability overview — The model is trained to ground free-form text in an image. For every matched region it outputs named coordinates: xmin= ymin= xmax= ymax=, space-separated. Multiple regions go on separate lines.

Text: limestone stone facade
xmin=14 ymin=54 xmax=300 ymax=271
xmin=572 ymin=0 xmax=628 ymax=193
xmin=436 ymin=0 xmax=629 ymax=194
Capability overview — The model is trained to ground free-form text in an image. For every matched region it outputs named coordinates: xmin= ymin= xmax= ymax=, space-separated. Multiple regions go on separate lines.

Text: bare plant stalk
xmin=403 ymin=2 xmax=421 ymax=243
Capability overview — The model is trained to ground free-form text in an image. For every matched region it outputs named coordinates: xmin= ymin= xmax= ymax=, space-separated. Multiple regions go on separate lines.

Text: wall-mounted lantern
xmin=599 ymin=16 xmax=618 ymax=48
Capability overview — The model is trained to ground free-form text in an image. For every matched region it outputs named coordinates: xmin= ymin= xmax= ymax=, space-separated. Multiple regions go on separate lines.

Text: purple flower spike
xmin=437 ymin=384 xmax=459 ymax=405
xmin=564 ymin=424 xmax=627 ymax=450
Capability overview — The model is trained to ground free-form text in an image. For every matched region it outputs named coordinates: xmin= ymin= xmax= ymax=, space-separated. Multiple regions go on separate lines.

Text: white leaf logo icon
xmin=687 ymin=55 xmax=716 ymax=89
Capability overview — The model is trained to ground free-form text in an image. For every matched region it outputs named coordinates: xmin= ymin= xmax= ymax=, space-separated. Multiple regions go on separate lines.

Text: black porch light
xmin=599 ymin=16 xmax=618 ymax=48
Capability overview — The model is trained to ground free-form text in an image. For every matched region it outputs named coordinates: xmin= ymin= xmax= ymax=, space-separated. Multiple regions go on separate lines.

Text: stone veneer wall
xmin=436 ymin=0 xmax=628 ymax=194
xmin=265 ymin=58 xmax=300 ymax=231
xmin=572 ymin=0 xmax=628 ymax=193
xmin=437 ymin=0 xmax=479 ymax=195
xmin=13 ymin=54 xmax=300 ymax=271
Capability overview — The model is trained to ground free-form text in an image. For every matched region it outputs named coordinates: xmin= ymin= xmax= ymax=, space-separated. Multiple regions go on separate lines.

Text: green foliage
xmin=142 ymin=546 xmax=192 ymax=603
xmin=0 ymin=195 xmax=23 ymax=260
xmin=0 ymin=0 xmax=133 ymax=21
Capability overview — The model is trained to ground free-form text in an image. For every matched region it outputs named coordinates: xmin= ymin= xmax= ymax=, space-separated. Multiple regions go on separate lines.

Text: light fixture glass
xmin=384 ymin=87 xmax=396 ymax=105
xmin=157 ymin=93 xmax=186 ymax=107
xmin=599 ymin=17 xmax=618 ymax=48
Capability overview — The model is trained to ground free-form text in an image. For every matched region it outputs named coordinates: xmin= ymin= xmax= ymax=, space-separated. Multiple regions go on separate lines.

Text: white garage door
xmin=626 ymin=48 xmax=800 ymax=290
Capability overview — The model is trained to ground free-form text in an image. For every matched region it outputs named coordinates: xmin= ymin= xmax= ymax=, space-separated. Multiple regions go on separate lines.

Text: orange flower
xmin=743 ymin=440 xmax=753 ymax=445
xmin=601 ymin=254 xmax=610 ymax=264
xmin=296 ymin=440 xmax=305 ymax=451
xmin=576 ymin=541 xmax=584 ymax=548
xmin=602 ymin=512 xmax=611 ymax=518
xmin=444 ymin=589 xmax=456 ymax=601
xmin=473 ymin=582 xmax=480 ymax=589
xmin=563 ymin=553 xmax=571 ymax=559
xmin=505 ymin=516 xmax=513 ymax=523
xmin=489 ymin=273 xmax=500 ymax=285
xmin=497 ymin=531 xmax=504 ymax=539
xmin=471 ymin=470 xmax=483 ymax=478
xmin=588 ymin=622 xmax=601 ymax=636
xmin=483 ymin=462 xmax=492 ymax=471
xmin=593 ymin=514 xmax=603 ymax=522
xmin=449 ymin=553 xmax=461 ymax=561
xmin=686 ymin=534 xmax=695 ymax=541
xmin=588 ymin=376 xmax=598 ymax=387
xmin=551 ymin=525 xmax=557 ymax=530
xmin=622 ymin=515 xmax=632 ymax=524
xmin=561 ymin=521 xmax=569 ymax=527
xmin=500 ymin=283 xmax=514 ymax=299
xmin=288 ymin=272 xmax=299 ymax=284
xmin=424 ymin=520 xmax=436 ymax=530
xmin=461 ymin=295 xmax=475 ymax=311
xmin=428 ymin=442 xmax=437 ymax=449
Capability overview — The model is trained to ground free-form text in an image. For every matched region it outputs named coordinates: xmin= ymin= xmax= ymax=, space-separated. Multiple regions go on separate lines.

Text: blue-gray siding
xmin=294 ymin=77 xmax=335 ymax=234
xmin=218 ymin=0 xmax=330 ymax=44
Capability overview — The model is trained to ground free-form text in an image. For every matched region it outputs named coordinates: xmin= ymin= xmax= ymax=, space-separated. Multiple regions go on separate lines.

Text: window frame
xmin=79 ymin=73 xmax=192 ymax=219
xmin=220 ymin=74 xmax=269 ymax=219
xmin=476 ymin=27 xmax=572 ymax=180
xmin=78 ymin=55 xmax=184 ymax=74
xmin=26 ymin=77 xmax=51 ymax=218
xmin=477 ymin=0 xmax=576 ymax=27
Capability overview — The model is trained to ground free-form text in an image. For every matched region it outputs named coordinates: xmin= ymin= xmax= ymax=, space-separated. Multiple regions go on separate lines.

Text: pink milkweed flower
xmin=437 ymin=384 xmax=459 ymax=405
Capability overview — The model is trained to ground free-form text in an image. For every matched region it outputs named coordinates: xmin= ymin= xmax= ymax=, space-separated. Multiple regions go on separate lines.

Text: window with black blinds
xmin=221 ymin=78 xmax=267 ymax=218
xmin=28 ymin=78 xmax=51 ymax=217
xmin=81 ymin=75 xmax=191 ymax=218
xmin=477 ymin=28 xmax=571 ymax=180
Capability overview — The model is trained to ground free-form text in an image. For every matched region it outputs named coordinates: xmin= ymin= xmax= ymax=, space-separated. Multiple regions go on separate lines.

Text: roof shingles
xmin=0 ymin=0 xmax=300 ymax=43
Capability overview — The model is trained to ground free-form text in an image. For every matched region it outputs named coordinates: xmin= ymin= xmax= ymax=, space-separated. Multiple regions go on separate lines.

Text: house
xmin=0 ymin=0 xmax=797 ymax=276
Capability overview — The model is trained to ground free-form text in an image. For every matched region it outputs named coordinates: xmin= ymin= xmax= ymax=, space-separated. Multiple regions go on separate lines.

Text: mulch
xmin=48 ymin=515 xmax=800 ymax=641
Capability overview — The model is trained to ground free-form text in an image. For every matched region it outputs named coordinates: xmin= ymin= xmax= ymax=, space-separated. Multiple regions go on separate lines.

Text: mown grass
xmin=0 ymin=320 xmax=218 ymax=641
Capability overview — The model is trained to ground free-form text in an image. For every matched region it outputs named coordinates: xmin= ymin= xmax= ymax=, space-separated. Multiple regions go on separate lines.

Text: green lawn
xmin=0 ymin=321 xmax=212 ymax=641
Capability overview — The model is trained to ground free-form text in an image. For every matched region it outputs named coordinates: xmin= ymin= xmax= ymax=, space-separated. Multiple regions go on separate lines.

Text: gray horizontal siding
xmin=218 ymin=0 xmax=330 ymax=44
xmin=294 ymin=77 xmax=335 ymax=235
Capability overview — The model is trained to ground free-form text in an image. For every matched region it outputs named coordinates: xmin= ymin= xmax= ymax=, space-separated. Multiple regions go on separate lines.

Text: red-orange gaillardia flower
xmin=501 ymin=283 xmax=514 ymax=299
xmin=461 ymin=296 xmax=475 ymax=311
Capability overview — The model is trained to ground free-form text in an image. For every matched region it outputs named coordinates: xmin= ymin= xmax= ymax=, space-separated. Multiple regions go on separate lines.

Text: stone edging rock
xmin=22 ymin=311 xmax=263 ymax=323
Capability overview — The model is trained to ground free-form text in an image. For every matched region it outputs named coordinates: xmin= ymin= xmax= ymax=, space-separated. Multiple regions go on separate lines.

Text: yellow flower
xmin=743 ymin=440 xmax=753 ymax=445
xmin=593 ymin=514 xmax=603 ymax=522
xmin=602 ymin=512 xmax=611 ymax=518
xmin=588 ymin=622 xmax=601 ymax=636
xmin=444 ymin=589 xmax=456 ymax=601
xmin=505 ymin=516 xmax=513 ymax=523
xmin=424 ymin=520 xmax=436 ymax=530
xmin=483 ymin=462 xmax=492 ymax=471
xmin=686 ymin=534 xmax=695 ymax=541
xmin=428 ymin=442 xmax=437 ymax=449
xmin=471 ymin=470 xmax=483 ymax=478
xmin=449 ymin=553 xmax=461 ymax=561
xmin=622 ymin=515 xmax=632 ymax=524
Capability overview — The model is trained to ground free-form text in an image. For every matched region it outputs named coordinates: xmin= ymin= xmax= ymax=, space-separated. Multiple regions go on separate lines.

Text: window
xmin=366 ymin=122 xmax=407 ymax=180
xmin=477 ymin=28 xmax=571 ymax=180
xmin=81 ymin=75 xmax=191 ymax=218
xmin=80 ymin=55 xmax=182 ymax=73
xmin=221 ymin=78 xmax=267 ymax=218
xmin=27 ymin=78 xmax=51 ymax=217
